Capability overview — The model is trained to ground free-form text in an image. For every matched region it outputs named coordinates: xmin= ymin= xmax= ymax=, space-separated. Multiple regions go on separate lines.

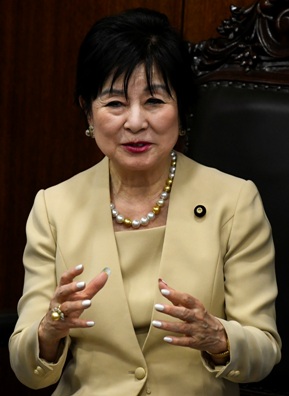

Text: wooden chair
xmin=187 ymin=1 xmax=289 ymax=395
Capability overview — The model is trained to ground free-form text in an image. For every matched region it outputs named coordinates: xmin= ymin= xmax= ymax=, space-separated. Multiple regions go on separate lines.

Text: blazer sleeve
xmin=9 ymin=190 xmax=71 ymax=389
xmin=202 ymin=180 xmax=282 ymax=382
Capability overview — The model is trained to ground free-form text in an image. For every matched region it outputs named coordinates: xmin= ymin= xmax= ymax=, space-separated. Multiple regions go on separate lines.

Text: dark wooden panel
xmin=0 ymin=0 xmax=183 ymax=310
xmin=0 ymin=0 xmax=183 ymax=393
xmin=183 ymin=0 xmax=254 ymax=42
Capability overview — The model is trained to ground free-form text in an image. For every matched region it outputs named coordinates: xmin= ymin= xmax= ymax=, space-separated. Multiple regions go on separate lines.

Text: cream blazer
xmin=9 ymin=153 xmax=281 ymax=396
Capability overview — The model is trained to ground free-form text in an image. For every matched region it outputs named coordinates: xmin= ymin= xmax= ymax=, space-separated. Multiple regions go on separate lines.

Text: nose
xmin=124 ymin=105 xmax=148 ymax=133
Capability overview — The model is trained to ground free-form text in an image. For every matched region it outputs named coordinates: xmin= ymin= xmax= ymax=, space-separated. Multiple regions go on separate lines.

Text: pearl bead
xmin=152 ymin=206 xmax=160 ymax=214
xmin=161 ymin=191 xmax=169 ymax=200
xmin=51 ymin=312 xmax=60 ymax=321
xmin=140 ymin=216 xmax=150 ymax=226
xmin=157 ymin=199 xmax=165 ymax=206
xmin=148 ymin=212 xmax=155 ymax=220
xmin=111 ymin=208 xmax=118 ymax=217
xmin=132 ymin=220 xmax=141 ymax=228
xmin=116 ymin=214 xmax=124 ymax=223
xmin=124 ymin=218 xmax=132 ymax=227
xmin=110 ymin=150 xmax=177 ymax=228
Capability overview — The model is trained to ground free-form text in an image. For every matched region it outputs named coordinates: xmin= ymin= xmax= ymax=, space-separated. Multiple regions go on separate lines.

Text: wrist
xmin=205 ymin=338 xmax=230 ymax=364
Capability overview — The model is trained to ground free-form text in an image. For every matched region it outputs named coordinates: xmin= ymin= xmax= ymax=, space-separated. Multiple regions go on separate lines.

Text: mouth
xmin=123 ymin=141 xmax=150 ymax=147
xmin=122 ymin=141 xmax=152 ymax=152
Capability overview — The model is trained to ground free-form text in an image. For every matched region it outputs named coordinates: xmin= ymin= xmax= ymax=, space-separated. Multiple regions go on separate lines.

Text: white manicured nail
xmin=152 ymin=320 xmax=162 ymax=328
xmin=76 ymin=281 xmax=85 ymax=289
xmin=155 ymin=304 xmax=165 ymax=312
xmin=75 ymin=264 xmax=83 ymax=270
xmin=86 ymin=321 xmax=95 ymax=327
xmin=102 ymin=267 xmax=111 ymax=276
xmin=161 ymin=289 xmax=170 ymax=296
xmin=82 ymin=299 xmax=91 ymax=307
xmin=164 ymin=336 xmax=173 ymax=343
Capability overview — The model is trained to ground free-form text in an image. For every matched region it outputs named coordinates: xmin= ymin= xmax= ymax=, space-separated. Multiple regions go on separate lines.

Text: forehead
xmin=103 ymin=63 xmax=164 ymax=90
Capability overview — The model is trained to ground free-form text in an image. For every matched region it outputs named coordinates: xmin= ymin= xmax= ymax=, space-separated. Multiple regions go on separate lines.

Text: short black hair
xmin=75 ymin=8 xmax=195 ymax=130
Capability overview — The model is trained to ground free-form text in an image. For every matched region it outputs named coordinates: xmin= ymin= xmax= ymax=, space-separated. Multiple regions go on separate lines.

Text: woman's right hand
xmin=38 ymin=264 xmax=110 ymax=362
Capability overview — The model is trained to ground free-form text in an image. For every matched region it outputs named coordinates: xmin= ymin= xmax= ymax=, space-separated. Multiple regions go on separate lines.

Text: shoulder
xmin=46 ymin=156 xmax=108 ymax=197
xmin=32 ymin=157 xmax=109 ymax=215
xmin=178 ymin=152 xmax=251 ymax=188
xmin=176 ymin=152 xmax=261 ymax=209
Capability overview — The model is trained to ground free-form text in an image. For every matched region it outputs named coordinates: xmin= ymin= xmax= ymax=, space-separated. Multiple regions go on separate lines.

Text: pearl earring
xmin=85 ymin=125 xmax=94 ymax=138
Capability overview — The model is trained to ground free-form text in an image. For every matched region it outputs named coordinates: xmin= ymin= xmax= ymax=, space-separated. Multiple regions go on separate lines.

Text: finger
xmin=155 ymin=303 xmax=201 ymax=323
xmin=152 ymin=319 xmax=208 ymax=350
xmin=59 ymin=264 xmax=84 ymax=287
xmin=55 ymin=266 xmax=111 ymax=303
xmin=152 ymin=318 xmax=193 ymax=336
xmin=53 ymin=278 xmax=86 ymax=304
xmin=60 ymin=299 xmax=92 ymax=318
xmin=64 ymin=317 xmax=95 ymax=329
xmin=83 ymin=267 xmax=111 ymax=299
xmin=162 ymin=335 xmax=197 ymax=348
xmin=158 ymin=279 xmax=202 ymax=310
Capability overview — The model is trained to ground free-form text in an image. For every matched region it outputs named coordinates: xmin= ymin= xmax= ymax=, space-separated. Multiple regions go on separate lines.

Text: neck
xmin=109 ymin=156 xmax=172 ymax=199
xmin=110 ymin=151 xmax=177 ymax=229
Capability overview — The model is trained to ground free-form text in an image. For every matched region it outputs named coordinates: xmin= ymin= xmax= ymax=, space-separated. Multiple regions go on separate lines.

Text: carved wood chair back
xmin=188 ymin=1 xmax=289 ymax=394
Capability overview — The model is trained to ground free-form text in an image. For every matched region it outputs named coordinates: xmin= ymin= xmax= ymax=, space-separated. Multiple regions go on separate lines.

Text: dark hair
xmin=75 ymin=8 xmax=195 ymax=130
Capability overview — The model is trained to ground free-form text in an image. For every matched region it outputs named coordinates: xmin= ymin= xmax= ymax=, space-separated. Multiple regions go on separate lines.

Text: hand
xmin=152 ymin=279 xmax=228 ymax=354
xmin=38 ymin=264 xmax=110 ymax=361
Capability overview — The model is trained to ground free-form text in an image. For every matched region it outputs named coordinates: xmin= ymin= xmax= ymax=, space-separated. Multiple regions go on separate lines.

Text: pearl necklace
xmin=110 ymin=151 xmax=177 ymax=229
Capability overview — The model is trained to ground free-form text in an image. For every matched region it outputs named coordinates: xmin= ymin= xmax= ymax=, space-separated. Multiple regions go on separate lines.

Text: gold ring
xmin=51 ymin=305 xmax=65 ymax=321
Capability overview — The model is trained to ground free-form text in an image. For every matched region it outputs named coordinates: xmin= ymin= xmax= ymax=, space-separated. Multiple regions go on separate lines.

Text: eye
xmin=146 ymin=97 xmax=164 ymax=105
xmin=105 ymin=100 xmax=123 ymax=108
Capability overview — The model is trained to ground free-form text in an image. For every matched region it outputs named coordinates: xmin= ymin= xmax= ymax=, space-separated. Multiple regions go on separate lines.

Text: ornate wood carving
xmin=190 ymin=0 xmax=289 ymax=81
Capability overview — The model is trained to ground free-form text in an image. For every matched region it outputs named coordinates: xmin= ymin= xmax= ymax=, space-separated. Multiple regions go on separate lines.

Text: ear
xmin=79 ymin=96 xmax=86 ymax=110
xmin=79 ymin=96 xmax=92 ymax=124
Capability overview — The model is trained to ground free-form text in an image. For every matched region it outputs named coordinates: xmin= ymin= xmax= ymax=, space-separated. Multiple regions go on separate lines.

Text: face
xmin=88 ymin=64 xmax=179 ymax=173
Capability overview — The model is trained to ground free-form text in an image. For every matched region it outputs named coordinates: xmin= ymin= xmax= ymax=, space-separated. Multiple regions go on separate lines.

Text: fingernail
xmin=82 ymin=299 xmax=91 ymax=307
xmin=155 ymin=304 xmax=165 ymax=312
xmin=164 ymin=336 xmax=173 ymax=343
xmin=159 ymin=278 xmax=168 ymax=285
xmin=152 ymin=320 xmax=162 ymax=328
xmin=102 ymin=267 xmax=111 ymax=276
xmin=76 ymin=281 xmax=85 ymax=289
xmin=161 ymin=289 xmax=170 ymax=296
xmin=86 ymin=321 xmax=95 ymax=327
xmin=75 ymin=264 xmax=83 ymax=270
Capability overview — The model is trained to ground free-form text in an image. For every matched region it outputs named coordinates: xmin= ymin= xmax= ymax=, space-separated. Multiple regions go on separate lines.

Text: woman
xmin=9 ymin=8 xmax=281 ymax=396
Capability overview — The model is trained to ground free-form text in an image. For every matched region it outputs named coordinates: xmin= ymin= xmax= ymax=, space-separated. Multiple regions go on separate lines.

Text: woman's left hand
xmin=152 ymin=279 xmax=228 ymax=354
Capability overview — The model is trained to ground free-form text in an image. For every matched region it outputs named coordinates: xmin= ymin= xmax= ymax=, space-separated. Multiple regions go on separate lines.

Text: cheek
xmin=158 ymin=108 xmax=179 ymax=134
xmin=93 ymin=114 xmax=122 ymax=137
xmin=92 ymin=115 xmax=124 ymax=154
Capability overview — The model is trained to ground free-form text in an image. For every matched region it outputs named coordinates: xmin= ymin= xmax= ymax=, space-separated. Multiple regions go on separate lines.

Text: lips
xmin=122 ymin=141 xmax=152 ymax=153
xmin=123 ymin=141 xmax=149 ymax=147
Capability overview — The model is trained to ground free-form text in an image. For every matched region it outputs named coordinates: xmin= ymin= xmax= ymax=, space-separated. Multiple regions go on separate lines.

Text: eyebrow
xmin=99 ymin=84 xmax=169 ymax=98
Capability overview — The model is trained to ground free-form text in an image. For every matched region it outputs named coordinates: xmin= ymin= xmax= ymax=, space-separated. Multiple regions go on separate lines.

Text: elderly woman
xmin=9 ymin=7 xmax=281 ymax=396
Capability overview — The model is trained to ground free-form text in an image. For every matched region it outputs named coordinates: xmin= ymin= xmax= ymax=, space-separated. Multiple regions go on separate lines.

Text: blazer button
xmin=135 ymin=367 xmax=146 ymax=380
xmin=194 ymin=205 xmax=206 ymax=218
xmin=33 ymin=366 xmax=44 ymax=376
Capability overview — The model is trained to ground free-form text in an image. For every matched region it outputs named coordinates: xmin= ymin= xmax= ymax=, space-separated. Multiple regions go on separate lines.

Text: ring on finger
xmin=51 ymin=304 xmax=65 ymax=321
